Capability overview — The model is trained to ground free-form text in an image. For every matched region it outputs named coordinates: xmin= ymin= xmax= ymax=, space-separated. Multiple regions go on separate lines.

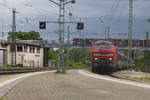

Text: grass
xmin=124 ymin=75 xmax=150 ymax=82
xmin=0 ymin=96 xmax=3 ymax=100
xmin=140 ymin=77 xmax=150 ymax=81
xmin=2 ymin=66 xmax=22 ymax=69
xmin=55 ymin=70 xmax=66 ymax=74
xmin=1 ymin=64 xmax=23 ymax=69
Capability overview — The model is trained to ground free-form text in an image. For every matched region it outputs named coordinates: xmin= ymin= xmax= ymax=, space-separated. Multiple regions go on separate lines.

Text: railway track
xmin=0 ymin=68 xmax=56 ymax=75
xmin=93 ymin=66 xmax=125 ymax=75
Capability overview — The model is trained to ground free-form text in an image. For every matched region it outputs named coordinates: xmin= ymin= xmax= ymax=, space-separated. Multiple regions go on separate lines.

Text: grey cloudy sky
xmin=0 ymin=0 xmax=150 ymax=40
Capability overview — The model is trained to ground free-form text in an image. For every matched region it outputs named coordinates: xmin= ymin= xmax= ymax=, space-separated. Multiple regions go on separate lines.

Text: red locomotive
xmin=92 ymin=40 xmax=129 ymax=73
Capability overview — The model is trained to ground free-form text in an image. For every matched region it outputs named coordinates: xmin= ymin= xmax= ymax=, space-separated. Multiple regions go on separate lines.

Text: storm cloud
xmin=0 ymin=0 xmax=150 ymax=40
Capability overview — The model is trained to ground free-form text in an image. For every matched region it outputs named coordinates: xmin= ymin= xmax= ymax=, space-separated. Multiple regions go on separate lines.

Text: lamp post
xmin=49 ymin=0 xmax=75 ymax=73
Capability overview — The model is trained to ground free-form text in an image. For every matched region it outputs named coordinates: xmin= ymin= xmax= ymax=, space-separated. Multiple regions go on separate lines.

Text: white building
xmin=0 ymin=41 xmax=49 ymax=67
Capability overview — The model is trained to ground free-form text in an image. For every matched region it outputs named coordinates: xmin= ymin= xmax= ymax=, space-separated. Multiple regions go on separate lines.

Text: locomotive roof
xmin=94 ymin=40 xmax=112 ymax=45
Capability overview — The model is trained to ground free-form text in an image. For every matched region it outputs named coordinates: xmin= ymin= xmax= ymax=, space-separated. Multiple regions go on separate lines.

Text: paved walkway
xmin=0 ymin=74 xmax=22 ymax=84
xmin=0 ymin=71 xmax=54 ymax=97
xmin=2 ymin=70 xmax=150 ymax=100
xmin=0 ymin=74 xmax=29 ymax=97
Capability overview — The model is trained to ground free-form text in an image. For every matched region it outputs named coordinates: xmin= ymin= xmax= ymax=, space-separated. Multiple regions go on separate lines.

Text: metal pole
xmin=1 ymin=23 xmax=4 ymax=47
xmin=48 ymin=0 xmax=75 ymax=73
xmin=62 ymin=1 xmax=65 ymax=72
xmin=146 ymin=32 xmax=149 ymax=40
xmin=67 ymin=25 xmax=70 ymax=68
xmin=106 ymin=26 xmax=110 ymax=40
xmin=57 ymin=0 xmax=65 ymax=72
xmin=67 ymin=25 xmax=70 ymax=44
xmin=58 ymin=0 xmax=61 ymax=72
xmin=11 ymin=8 xmax=16 ymax=65
xmin=128 ymin=0 xmax=133 ymax=69
xmin=84 ymin=34 xmax=86 ymax=64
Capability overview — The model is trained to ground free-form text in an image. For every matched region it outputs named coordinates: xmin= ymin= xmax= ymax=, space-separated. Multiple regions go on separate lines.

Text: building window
xmin=30 ymin=47 xmax=31 ymax=53
xmin=24 ymin=46 xmax=28 ymax=52
xmin=10 ymin=45 xmax=16 ymax=52
xmin=37 ymin=47 xmax=40 ymax=54
xmin=17 ymin=46 xmax=23 ymax=52
xmin=27 ymin=60 xmax=29 ymax=66
xmin=30 ymin=60 xmax=32 ymax=66
xmin=33 ymin=61 xmax=34 ymax=67
xmin=33 ymin=48 xmax=35 ymax=53
xmin=37 ymin=61 xmax=39 ymax=67
xmin=29 ymin=46 xmax=35 ymax=53
xmin=30 ymin=46 xmax=33 ymax=53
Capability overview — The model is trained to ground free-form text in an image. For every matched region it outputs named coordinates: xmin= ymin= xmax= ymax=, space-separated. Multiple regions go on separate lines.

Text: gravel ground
xmin=2 ymin=70 xmax=150 ymax=100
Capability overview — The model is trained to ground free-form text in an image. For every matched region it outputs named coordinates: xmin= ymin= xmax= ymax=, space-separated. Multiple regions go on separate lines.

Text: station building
xmin=0 ymin=41 xmax=48 ymax=67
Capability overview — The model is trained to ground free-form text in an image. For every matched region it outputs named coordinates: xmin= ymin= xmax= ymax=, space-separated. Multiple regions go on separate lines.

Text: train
xmin=91 ymin=40 xmax=132 ymax=74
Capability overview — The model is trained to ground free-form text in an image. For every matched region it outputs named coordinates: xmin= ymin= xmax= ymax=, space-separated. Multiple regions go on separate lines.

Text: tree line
xmin=48 ymin=48 xmax=91 ymax=68
xmin=8 ymin=30 xmax=43 ymax=40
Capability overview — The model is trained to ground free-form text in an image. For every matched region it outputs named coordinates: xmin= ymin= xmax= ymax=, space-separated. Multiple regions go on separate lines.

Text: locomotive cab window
xmin=95 ymin=44 xmax=112 ymax=50
xmin=104 ymin=44 xmax=112 ymax=50
xmin=95 ymin=44 xmax=103 ymax=50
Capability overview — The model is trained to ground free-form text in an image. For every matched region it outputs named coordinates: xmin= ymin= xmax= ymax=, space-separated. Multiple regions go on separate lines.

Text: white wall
xmin=7 ymin=44 xmax=44 ymax=68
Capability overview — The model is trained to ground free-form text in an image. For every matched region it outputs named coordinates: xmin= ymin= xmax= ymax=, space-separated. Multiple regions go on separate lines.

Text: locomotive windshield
xmin=95 ymin=44 xmax=103 ymax=50
xmin=95 ymin=44 xmax=112 ymax=50
xmin=104 ymin=44 xmax=112 ymax=50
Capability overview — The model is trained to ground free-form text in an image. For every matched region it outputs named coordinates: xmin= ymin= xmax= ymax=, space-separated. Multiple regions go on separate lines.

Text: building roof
xmin=94 ymin=40 xmax=112 ymax=45
xmin=2 ymin=42 xmax=41 ymax=47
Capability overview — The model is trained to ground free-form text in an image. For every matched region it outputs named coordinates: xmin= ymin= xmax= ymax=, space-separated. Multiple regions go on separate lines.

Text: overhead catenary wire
xmin=0 ymin=0 xmax=149 ymax=40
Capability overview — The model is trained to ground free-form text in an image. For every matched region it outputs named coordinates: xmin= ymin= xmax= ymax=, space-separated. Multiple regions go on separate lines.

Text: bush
xmin=72 ymin=62 xmax=82 ymax=67
xmin=3 ymin=64 xmax=23 ymax=68
xmin=16 ymin=64 xmax=23 ymax=67
xmin=134 ymin=50 xmax=150 ymax=72
xmin=85 ymin=60 xmax=91 ymax=67
xmin=68 ymin=61 xmax=74 ymax=67
xmin=48 ymin=48 xmax=92 ymax=68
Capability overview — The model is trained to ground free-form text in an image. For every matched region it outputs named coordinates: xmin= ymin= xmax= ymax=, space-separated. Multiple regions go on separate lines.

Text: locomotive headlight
xmin=109 ymin=58 xmax=112 ymax=60
xmin=95 ymin=58 xmax=98 ymax=60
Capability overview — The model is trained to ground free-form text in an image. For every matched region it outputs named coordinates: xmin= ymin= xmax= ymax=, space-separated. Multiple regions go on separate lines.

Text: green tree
xmin=48 ymin=48 xmax=92 ymax=68
xmin=148 ymin=18 xmax=150 ymax=22
xmin=48 ymin=49 xmax=58 ymax=60
xmin=8 ymin=30 xmax=43 ymax=40
xmin=48 ymin=49 xmax=58 ymax=66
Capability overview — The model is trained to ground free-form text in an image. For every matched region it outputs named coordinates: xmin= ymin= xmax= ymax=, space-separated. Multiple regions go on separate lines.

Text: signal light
xmin=68 ymin=12 xmax=72 ymax=17
xmin=77 ymin=22 xmax=84 ymax=30
xmin=39 ymin=22 xmax=46 ymax=29
xmin=71 ymin=0 xmax=75 ymax=4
